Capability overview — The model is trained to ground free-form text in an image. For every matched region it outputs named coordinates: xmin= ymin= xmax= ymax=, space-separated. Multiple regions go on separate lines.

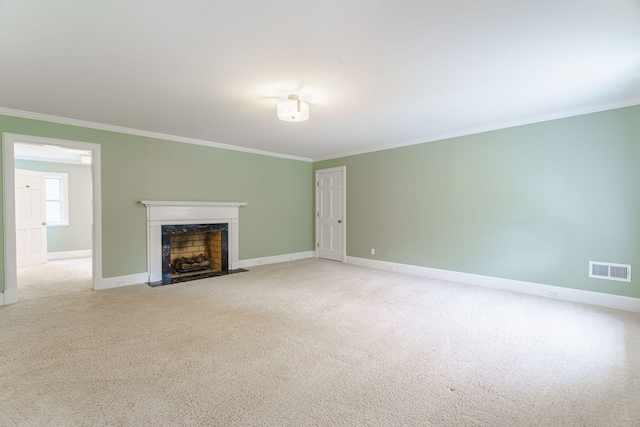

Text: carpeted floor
xmin=17 ymin=257 xmax=93 ymax=301
xmin=1 ymin=258 xmax=639 ymax=426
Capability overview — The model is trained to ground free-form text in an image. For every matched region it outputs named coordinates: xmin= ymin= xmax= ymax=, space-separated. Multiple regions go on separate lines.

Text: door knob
xmin=42 ymin=222 xmax=47 ymax=226
xmin=338 ymin=220 xmax=342 ymax=223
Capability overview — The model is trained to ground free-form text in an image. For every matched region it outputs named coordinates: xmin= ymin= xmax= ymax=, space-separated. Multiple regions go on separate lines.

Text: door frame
xmin=315 ymin=166 xmax=346 ymax=262
xmin=2 ymin=133 xmax=102 ymax=305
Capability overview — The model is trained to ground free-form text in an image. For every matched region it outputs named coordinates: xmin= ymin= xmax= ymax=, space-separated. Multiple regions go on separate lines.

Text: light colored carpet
xmin=17 ymin=257 xmax=93 ymax=301
xmin=1 ymin=258 xmax=639 ymax=426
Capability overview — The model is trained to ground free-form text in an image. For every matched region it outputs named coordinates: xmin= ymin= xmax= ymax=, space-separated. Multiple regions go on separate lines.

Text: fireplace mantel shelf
xmin=140 ymin=201 xmax=248 ymax=208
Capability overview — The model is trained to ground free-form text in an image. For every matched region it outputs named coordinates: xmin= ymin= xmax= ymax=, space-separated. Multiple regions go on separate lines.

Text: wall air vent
xmin=589 ymin=261 xmax=631 ymax=282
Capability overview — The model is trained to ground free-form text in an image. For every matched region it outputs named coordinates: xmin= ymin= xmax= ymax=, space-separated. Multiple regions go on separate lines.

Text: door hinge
xmin=317 ymin=242 xmax=319 ymax=248
xmin=316 ymin=212 xmax=319 ymax=217
xmin=316 ymin=181 xmax=319 ymax=186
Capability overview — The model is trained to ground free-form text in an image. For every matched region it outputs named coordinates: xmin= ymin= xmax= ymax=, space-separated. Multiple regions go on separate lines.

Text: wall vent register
xmin=589 ymin=261 xmax=631 ymax=282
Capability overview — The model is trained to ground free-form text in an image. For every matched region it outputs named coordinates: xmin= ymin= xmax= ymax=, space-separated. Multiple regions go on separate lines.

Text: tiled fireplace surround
xmin=141 ymin=201 xmax=247 ymax=283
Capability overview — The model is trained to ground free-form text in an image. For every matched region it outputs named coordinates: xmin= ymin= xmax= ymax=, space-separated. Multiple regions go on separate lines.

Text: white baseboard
xmin=235 ymin=251 xmax=315 ymax=269
xmin=95 ymin=272 xmax=149 ymax=291
xmin=95 ymin=251 xmax=314 ymax=291
xmin=346 ymin=256 xmax=640 ymax=313
xmin=48 ymin=250 xmax=92 ymax=261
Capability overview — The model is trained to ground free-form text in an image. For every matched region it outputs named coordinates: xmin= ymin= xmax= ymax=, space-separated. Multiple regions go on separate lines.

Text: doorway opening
xmin=2 ymin=133 xmax=102 ymax=304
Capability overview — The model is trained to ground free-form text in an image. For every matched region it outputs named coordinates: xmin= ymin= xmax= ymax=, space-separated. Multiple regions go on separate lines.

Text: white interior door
xmin=15 ymin=169 xmax=48 ymax=268
xmin=316 ymin=167 xmax=345 ymax=261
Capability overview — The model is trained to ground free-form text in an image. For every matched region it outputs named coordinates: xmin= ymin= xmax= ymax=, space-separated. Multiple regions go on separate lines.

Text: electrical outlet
xmin=370 ymin=248 xmax=375 ymax=255
xmin=387 ymin=265 xmax=395 ymax=270
xmin=548 ymin=290 xmax=559 ymax=298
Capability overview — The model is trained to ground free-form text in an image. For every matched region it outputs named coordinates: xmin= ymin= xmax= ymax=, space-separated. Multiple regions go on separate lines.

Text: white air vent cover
xmin=589 ymin=261 xmax=631 ymax=282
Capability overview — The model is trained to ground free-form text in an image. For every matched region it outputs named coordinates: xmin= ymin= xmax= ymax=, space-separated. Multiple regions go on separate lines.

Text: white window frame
xmin=45 ymin=172 xmax=69 ymax=227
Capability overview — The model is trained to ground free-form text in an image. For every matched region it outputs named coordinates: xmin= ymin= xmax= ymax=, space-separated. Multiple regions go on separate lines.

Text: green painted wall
xmin=315 ymin=105 xmax=640 ymax=298
xmin=15 ymin=160 xmax=93 ymax=253
xmin=0 ymin=115 xmax=314 ymax=292
xmin=3 ymin=106 xmax=638 ymax=299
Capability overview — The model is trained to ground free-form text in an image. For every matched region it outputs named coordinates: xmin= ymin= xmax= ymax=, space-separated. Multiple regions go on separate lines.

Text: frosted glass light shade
xmin=277 ymin=94 xmax=309 ymax=122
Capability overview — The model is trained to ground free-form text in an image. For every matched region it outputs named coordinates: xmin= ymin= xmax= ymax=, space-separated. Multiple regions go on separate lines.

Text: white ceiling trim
xmin=0 ymin=107 xmax=313 ymax=163
xmin=13 ymin=154 xmax=90 ymax=166
xmin=313 ymin=97 xmax=640 ymax=162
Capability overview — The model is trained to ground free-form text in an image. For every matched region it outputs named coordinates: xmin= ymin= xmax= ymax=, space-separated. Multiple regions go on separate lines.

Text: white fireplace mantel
xmin=140 ymin=201 xmax=247 ymax=282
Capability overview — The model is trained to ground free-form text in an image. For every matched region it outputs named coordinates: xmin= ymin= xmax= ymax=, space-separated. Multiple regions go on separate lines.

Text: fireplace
xmin=162 ymin=223 xmax=228 ymax=280
xmin=140 ymin=201 xmax=247 ymax=285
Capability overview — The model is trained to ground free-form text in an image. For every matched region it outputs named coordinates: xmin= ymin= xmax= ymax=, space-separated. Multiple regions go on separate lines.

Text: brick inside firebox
xmin=170 ymin=231 xmax=222 ymax=271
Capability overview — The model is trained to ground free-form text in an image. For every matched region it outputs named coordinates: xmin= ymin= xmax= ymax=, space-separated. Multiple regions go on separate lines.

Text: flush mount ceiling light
xmin=277 ymin=94 xmax=309 ymax=122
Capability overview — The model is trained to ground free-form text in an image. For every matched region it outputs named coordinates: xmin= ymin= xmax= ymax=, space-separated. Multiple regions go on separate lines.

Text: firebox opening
xmin=170 ymin=231 xmax=223 ymax=277
xmin=161 ymin=223 xmax=228 ymax=281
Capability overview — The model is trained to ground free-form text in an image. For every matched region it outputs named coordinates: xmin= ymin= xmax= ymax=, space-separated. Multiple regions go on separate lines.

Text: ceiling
xmin=0 ymin=1 xmax=639 ymax=161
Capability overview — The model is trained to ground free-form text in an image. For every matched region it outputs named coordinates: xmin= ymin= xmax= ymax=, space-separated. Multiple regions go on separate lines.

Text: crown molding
xmin=13 ymin=154 xmax=89 ymax=166
xmin=312 ymin=98 xmax=640 ymax=162
xmin=2 ymin=98 xmax=639 ymax=165
xmin=0 ymin=107 xmax=313 ymax=163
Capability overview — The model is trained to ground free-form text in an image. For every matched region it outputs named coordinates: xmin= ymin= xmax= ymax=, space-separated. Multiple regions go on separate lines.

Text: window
xmin=45 ymin=173 xmax=69 ymax=226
